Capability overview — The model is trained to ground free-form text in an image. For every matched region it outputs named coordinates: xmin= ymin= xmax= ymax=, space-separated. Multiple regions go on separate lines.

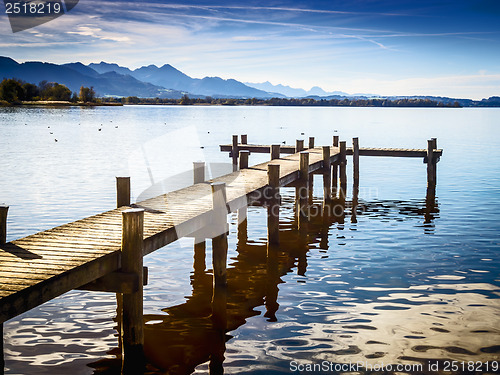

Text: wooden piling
xmin=267 ymin=164 xmax=280 ymax=244
xmin=116 ymin=177 xmax=131 ymax=207
xmin=298 ymin=152 xmax=310 ymax=229
xmin=239 ymin=150 xmax=249 ymax=169
xmin=332 ymin=136 xmax=339 ymax=197
xmin=300 ymin=151 xmax=309 ymax=180
xmin=121 ymin=208 xmax=145 ymax=374
xmin=241 ymin=134 xmax=248 ymax=145
xmin=322 ymin=146 xmax=332 ymax=202
xmin=211 ymin=183 xmax=228 ymax=287
xmin=333 ymin=135 xmax=339 ymax=147
xmin=339 ymin=141 xmax=347 ymax=200
xmin=0 ymin=205 xmax=8 ymax=246
xmin=353 ymin=137 xmax=360 ymax=187
xmin=431 ymin=138 xmax=438 ymax=183
xmin=296 ymin=139 xmax=304 ymax=153
xmin=232 ymin=135 xmax=239 ymax=171
xmin=0 ymin=205 xmax=6 ymax=374
xmin=427 ymin=139 xmax=435 ymax=188
xmin=193 ymin=161 xmax=207 ymax=272
xmin=237 ymin=206 xmax=248 ymax=245
xmin=194 ymin=240 xmax=206 ymax=275
xmin=308 ymin=137 xmax=315 ymax=149
xmin=193 ymin=161 xmax=205 ymax=184
xmin=271 ymin=144 xmax=281 ymax=160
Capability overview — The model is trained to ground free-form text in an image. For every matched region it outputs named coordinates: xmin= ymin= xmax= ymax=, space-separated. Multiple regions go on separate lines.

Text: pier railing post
xmin=431 ymin=137 xmax=438 ymax=183
xmin=352 ymin=138 xmax=360 ymax=223
xmin=333 ymin=135 xmax=339 ymax=148
xmin=116 ymin=177 xmax=131 ymax=207
xmin=308 ymin=137 xmax=315 ymax=149
xmin=232 ymin=135 xmax=239 ymax=171
xmin=427 ymin=139 xmax=435 ymax=188
xmin=193 ymin=161 xmax=205 ymax=184
xmin=271 ymin=144 xmax=280 ymax=160
xmin=239 ymin=150 xmax=249 ymax=169
xmin=332 ymin=136 xmax=339 ymax=197
xmin=353 ymin=137 xmax=359 ymax=187
xmin=322 ymin=146 xmax=332 ymax=202
xmin=296 ymin=139 xmax=304 ymax=153
xmin=0 ymin=205 xmax=8 ymax=245
xmin=298 ymin=152 xmax=310 ymax=229
xmin=121 ymin=208 xmax=145 ymax=374
xmin=211 ymin=183 xmax=228 ymax=287
xmin=241 ymin=134 xmax=248 ymax=145
xmin=339 ymin=141 xmax=347 ymax=200
xmin=267 ymin=164 xmax=280 ymax=244
xmin=1 ymin=205 xmax=7 ymax=373
xmin=193 ymin=161 xmax=207 ymax=271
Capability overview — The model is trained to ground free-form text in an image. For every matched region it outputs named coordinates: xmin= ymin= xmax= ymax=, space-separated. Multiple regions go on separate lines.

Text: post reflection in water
xmin=90 ymin=180 xmax=440 ymax=375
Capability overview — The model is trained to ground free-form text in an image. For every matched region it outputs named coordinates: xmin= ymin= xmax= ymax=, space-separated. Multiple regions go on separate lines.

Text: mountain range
xmin=0 ymin=56 xmax=285 ymax=99
xmin=244 ymin=81 xmax=350 ymax=97
xmin=1 ymin=56 xmax=497 ymax=106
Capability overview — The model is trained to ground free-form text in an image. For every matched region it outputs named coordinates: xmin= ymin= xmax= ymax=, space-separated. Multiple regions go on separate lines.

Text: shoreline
xmin=0 ymin=100 xmax=123 ymax=107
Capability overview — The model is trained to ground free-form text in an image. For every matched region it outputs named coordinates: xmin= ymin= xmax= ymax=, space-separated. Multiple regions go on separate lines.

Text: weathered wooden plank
xmin=0 ymin=141 xmax=440 ymax=327
xmin=0 ymin=251 xmax=121 ymax=323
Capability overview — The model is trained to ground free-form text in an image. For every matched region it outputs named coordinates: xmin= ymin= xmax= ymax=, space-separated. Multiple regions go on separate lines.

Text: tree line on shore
xmin=103 ymin=94 xmax=462 ymax=107
xmin=0 ymin=78 xmax=96 ymax=104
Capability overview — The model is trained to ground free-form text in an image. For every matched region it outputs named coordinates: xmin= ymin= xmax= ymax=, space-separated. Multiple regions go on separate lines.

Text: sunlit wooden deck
xmin=0 ymin=146 xmax=338 ymax=323
xmin=0 ymin=134 xmax=442 ymax=372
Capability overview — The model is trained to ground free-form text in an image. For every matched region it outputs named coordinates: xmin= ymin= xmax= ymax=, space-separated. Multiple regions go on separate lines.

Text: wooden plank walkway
xmin=220 ymin=143 xmax=443 ymax=158
xmin=0 ymin=146 xmax=338 ymax=324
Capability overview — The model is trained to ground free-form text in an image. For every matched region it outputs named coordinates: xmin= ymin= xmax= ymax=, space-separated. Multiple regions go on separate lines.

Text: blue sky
xmin=1 ymin=0 xmax=500 ymax=98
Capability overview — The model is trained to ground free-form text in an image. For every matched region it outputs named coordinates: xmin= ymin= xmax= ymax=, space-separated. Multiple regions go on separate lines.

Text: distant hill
xmin=89 ymin=61 xmax=281 ymax=98
xmin=246 ymin=81 xmax=349 ymax=98
xmin=0 ymin=56 xmax=184 ymax=98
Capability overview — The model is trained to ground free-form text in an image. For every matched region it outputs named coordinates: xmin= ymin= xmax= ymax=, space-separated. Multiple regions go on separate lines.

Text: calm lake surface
xmin=1 ymin=106 xmax=499 ymax=374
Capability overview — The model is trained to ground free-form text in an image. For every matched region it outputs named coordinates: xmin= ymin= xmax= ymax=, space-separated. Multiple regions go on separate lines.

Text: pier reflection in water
xmin=88 ymin=173 xmax=445 ymax=374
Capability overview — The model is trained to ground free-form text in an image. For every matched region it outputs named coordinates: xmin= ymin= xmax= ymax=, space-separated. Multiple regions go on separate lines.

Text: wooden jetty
xmin=0 ymin=135 xmax=442 ymax=373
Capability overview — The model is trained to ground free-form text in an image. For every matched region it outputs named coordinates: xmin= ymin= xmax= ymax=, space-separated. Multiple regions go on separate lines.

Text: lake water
xmin=1 ymin=106 xmax=499 ymax=374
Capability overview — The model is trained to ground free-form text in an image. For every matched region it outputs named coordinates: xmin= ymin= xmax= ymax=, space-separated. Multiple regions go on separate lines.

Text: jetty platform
xmin=0 ymin=135 xmax=442 ymax=373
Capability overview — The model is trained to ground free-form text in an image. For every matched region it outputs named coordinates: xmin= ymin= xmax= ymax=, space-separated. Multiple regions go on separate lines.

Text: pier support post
xmin=322 ymin=146 xmax=332 ymax=202
xmin=431 ymin=138 xmax=438 ymax=183
xmin=239 ymin=150 xmax=249 ymax=170
xmin=297 ymin=152 xmax=310 ymax=230
xmin=121 ymin=208 xmax=145 ymax=374
xmin=296 ymin=139 xmax=304 ymax=153
xmin=211 ymin=183 xmax=228 ymax=287
xmin=193 ymin=162 xmax=207 ymax=270
xmin=0 ymin=205 xmax=8 ymax=245
xmin=193 ymin=161 xmax=205 ymax=184
xmin=267 ymin=164 xmax=280 ymax=245
xmin=241 ymin=134 xmax=248 ymax=145
xmin=271 ymin=144 xmax=280 ymax=160
xmin=1 ymin=205 xmax=7 ymax=374
xmin=232 ymin=135 xmax=239 ymax=171
xmin=427 ymin=139 xmax=436 ymax=188
xmin=308 ymin=137 xmax=315 ymax=149
xmin=116 ymin=177 xmax=131 ymax=207
xmin=339 ymin=141 xmax=347 ymax=200
xmin=194 ymin=240 xmax=206 ymax=275
xmin=332 ymin=136 xmax=339 ymax=197
xmin=352 ymin=138 xmax=359 ymax=222
xmin=353 ymin=137 xmax=359 ymax=187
